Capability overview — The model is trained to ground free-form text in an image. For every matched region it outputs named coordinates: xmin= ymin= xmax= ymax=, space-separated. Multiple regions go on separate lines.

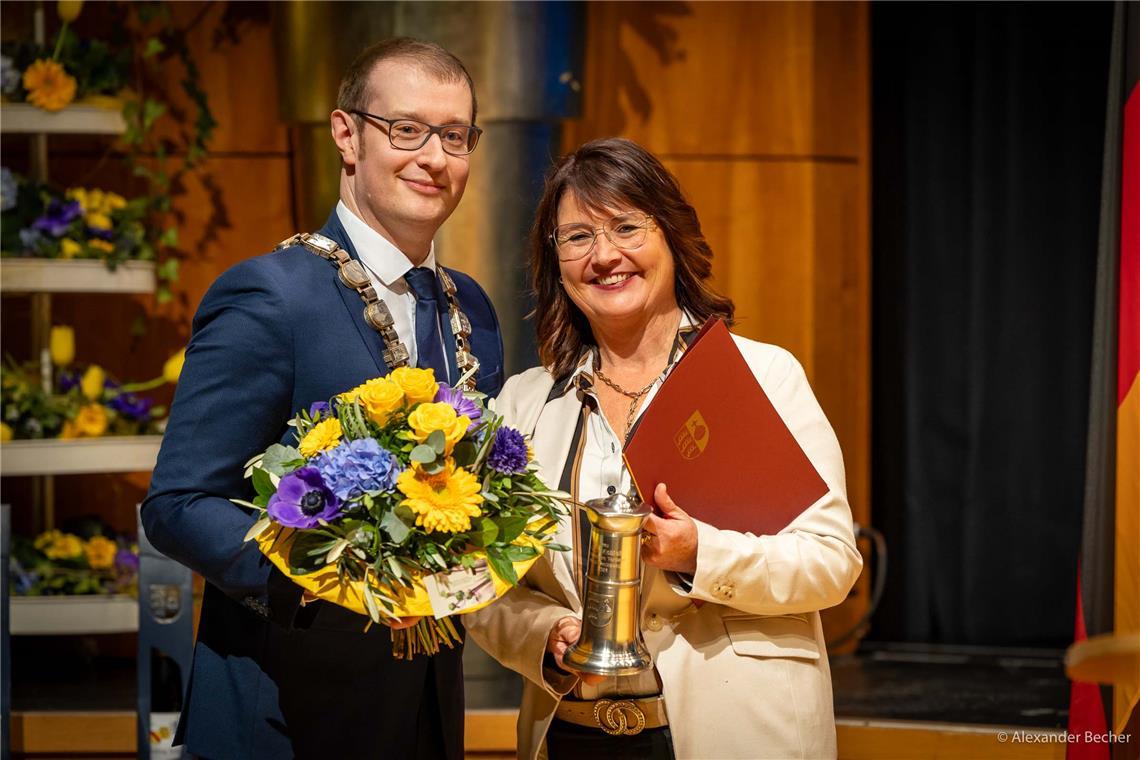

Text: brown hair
xmin=336 ymin=37 xmax=478 ymax=124
xmin=530 ymin=137 xmax=735 ymax=377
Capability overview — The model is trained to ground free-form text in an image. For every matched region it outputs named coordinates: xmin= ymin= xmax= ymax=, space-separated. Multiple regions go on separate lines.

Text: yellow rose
xmin=80 ymin=365 xmax=104 ymax=400
xmin=390 ymin=367 xmax=439 ymax=406
xmin=406 ymin=402 xmax=470 ymax=453
xmin=57 ymin=1 xmax=83 ymax=23
xmin=299 ymin=417 xmax=342 ymax=458
xmin=85 ymin=212 xmax=112 ymax=230
xmin=84 ymin=535 xmax=117 ymax=569
xmin=0 ymin=422 xmax=13 ymax=442
xmin=342 ymin=377 xmax=404 ymax=425
xmin=88 ymin=239 xmax=113 ymax=253
xmin=50 ymin=325 xmax=75 ymax=366
xmin=74 ymin=404 xmax=108 ymax=437
xmin=22 ymin=59 xmax=77 ymax=112
xmin=163 ymin=349 xmax=185 ymax=384
xmin=59 ymin=238 xmax=82 ymax=259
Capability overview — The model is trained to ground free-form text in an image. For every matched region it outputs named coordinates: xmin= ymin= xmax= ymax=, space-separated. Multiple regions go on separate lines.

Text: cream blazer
xmin=465 ymin=334 xmax=863 ymax=760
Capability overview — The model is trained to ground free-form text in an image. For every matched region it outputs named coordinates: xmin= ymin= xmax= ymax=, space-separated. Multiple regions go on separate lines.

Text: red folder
xmin=623 ymin=319 xmax=829 ymax=536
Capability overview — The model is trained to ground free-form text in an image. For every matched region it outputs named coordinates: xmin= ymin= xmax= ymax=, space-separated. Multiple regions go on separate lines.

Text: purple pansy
xmin=266 ymin=466 xmax=343 ymax=529
xmin=114 ymin=548 xmax=139 ymax=573
xmin=434 ymin=383 xmax=482 ymax=427
xmin=31 ymin=199 xmax=81 ymax=237
xmin=109 ymin=392 xmax=153 ymax=422
xmin=314 ymin=438 xmax=402 ymax=502
xmin=487 ymin=427 xmax=528 ymax=474
xmin=59 ymin=370 xmax=80 ymax=393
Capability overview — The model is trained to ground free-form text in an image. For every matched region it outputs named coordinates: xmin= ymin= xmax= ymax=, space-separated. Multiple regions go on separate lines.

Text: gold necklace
xmin=593 ymin=365 xmax=665 ymax=442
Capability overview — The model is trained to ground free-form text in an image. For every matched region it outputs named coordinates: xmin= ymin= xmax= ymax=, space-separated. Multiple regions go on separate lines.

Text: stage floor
xmin=831 ymin=641 xmax=1070 ymax=728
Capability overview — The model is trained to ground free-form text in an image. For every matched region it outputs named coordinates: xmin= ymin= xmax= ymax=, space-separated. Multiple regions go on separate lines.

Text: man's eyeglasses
xmin=551 ymin=213 xmax=656 ymax=261
xmin=351 ymin=111 xmax=483 ymax=156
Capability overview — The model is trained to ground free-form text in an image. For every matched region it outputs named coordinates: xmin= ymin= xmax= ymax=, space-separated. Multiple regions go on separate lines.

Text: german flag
xmin=1067 ymin=3 xmax=1139 ymax=759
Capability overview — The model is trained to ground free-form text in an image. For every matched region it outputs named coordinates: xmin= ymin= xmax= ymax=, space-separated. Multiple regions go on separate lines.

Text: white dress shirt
xmin=336 ymin=200 xmax=448 ymax=374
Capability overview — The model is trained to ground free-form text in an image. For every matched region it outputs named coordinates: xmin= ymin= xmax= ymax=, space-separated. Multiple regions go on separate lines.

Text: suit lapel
xmin=316 ymin=212 xmax=388 ymax=376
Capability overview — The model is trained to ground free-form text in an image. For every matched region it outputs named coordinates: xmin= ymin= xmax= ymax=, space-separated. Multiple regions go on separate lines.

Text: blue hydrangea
xmin=1 ymin=167 xmax=17 ymax=212
xmin=314 ymin=438 xmax=402 ymax=502
xmin=0 ymin=56 xmax=20 ymax=97
xmin=487 ymin=427 xmax=529 ymax=475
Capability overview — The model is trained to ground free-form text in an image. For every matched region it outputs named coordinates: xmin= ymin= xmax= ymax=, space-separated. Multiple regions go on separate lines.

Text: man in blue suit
xmin=142 ymin=38 xmax=503 ymax=759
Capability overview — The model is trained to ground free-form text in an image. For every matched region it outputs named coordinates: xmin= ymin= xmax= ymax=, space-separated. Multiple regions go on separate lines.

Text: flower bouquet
xmin=241 ymin=367 xmax=569 ymax=658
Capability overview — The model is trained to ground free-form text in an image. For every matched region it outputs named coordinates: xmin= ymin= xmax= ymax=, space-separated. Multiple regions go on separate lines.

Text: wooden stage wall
xmin=563 ymin=0 xmax=872 ymax=647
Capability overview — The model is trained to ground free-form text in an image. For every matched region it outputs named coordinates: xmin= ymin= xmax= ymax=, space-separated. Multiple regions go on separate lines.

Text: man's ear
xmin=330 ymin=109 xmax=358 ymax=167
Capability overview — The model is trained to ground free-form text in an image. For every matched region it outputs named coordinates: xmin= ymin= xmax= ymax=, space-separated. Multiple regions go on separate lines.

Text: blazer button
xmin=646 ymin=614 xmax=663 ymax=632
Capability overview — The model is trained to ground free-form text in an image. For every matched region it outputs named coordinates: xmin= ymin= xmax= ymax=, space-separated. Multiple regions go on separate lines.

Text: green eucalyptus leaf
xmin=427 ymin=430 xmax=446 ymax=454
xmin=410 ymin=444 xmax=436 ymax=465
xmin=381 ymin=509 xmax=411 ymax=544
xmin=261 ymin=444 xmax=303 ymax=476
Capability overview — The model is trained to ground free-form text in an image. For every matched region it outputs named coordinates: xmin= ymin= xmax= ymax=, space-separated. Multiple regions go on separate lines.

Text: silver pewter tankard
xmin=563 ymin=493 xmax=654 ymax=677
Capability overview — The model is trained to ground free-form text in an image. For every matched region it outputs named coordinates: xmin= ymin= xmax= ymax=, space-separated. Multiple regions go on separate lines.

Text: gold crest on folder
xmin=673 ymin=409 xmax=710 ymax=460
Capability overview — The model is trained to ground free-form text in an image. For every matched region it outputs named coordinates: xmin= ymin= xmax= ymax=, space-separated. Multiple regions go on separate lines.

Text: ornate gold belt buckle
xmin=593 ymin=699 xmax=647 ymax=736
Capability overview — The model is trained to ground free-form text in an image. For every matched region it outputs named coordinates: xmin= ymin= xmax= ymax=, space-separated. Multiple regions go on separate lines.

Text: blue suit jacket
xmin=141 ymin=211 xmax=504 ymax=759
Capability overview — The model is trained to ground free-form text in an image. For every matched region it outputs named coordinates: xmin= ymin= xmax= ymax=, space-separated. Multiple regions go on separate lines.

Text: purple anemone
xmin=308 ymin=400 xmax=331 ymax=420
xmin=266 ymin=466 xmax=342 ymax=529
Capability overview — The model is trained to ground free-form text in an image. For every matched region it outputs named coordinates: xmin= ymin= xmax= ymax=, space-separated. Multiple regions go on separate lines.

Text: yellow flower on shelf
xmin=397 ymin=459 xmax=483 ymax=534
xmin=407 ymin=402 xmax=470 ymax=454
xmin=390 ymin=367 xmax=439 ymax=406
xmin=84 ymin=535 xmax=117 ymax=569
xmin=22 ymin=59 xmax=77 ymax=112
xmin=38 ymin=530 xmax=84 ymax=560
xmin=57 ymin=0 xmax=83 ymax=23
xmin=80 ymin=365 xmax=104 ymax=400
xmin=59 ymin=420 xmax=79 ymax=439
xmin=74 ymin=404 xmax=108 ymax=437
xmin=50 ymin=325 xmax=75 ymax=366
xmin=85 ymin=212 xmax=112 ymax=230
xmin=341 ymin=377 xmax=404 ymax=425
xmin=163 ymin=349 xmax=185 ymax=384
xmin=59 ymin=238 xmax=82 ymax=259
xmin=103 ymin=192 xmax=127 ymax=212
xmin=0 ymin=422 xmax=13 ymax=442
xmin=299 ymin=417 xmax=343 ymax=459
xmin=88 ymin=239 xmax=114 ymax=254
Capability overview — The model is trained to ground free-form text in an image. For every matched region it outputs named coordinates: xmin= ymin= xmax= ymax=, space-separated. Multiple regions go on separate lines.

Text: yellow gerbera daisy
xmin=299 ymin=417 xmax=343 ymax=458
xmin=22 ymin=59 xmax=77 ymax=112
xmin=74 ymin=404 xmax=108 ymax=437
xmin=397 ymin=459 xmax=483 ymax=534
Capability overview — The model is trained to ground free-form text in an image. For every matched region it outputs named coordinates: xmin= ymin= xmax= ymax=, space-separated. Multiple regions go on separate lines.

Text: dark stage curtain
xmin=870 ymin=3 xmax=1113 ymax=645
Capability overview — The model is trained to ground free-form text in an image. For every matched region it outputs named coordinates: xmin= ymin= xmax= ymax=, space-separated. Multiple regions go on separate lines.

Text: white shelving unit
xmin=3 ymin=94 xmax=154 ymax=638
xmin=0 ymin=259 xmax=157 ymax=294
xmin=8 ymin=595 xmax=137 ymax=635
xmin=0 ymin=101 xmax=126 ymax=135
xmin=0 ymin=436 xmax=162 ymax=477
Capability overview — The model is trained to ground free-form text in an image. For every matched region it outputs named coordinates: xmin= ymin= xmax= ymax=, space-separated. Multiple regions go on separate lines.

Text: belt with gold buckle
xmin=555 ymin=696 xmax=668 ymax=736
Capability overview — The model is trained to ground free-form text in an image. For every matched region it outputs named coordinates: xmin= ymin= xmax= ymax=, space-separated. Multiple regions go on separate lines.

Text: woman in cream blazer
xmin=464 ymin=138 xmax=862 ymax=760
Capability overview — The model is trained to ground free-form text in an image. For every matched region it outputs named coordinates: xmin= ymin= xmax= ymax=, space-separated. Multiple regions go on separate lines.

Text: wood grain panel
xmin=565 ymin=2 xmax=864 ymax=158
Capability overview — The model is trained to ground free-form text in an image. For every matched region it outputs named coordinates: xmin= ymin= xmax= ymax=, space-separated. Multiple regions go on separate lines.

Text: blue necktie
xmin=403 ymin=267 xmax=450 ymax=383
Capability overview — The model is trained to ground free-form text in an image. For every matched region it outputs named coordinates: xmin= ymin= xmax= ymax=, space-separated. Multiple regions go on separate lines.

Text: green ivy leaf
xmin=469 ymin=517 xmax=499 ymax=548
xmin=143 ymin=38 xmax=166 ymax=58
xmin=453 ymin=440 xmax=477 ymax=467
xmin=485 ymin=548 xmax=518 ymax=586
xmin=496 ymin=515 xmax=529 ymax=543
xmin=251 ymin=467 xmax=275 ymax=498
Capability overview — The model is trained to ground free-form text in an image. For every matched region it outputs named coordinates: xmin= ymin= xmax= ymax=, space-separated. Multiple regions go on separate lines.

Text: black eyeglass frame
xmin=350 ymin=110 xmax=484 ymax=155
